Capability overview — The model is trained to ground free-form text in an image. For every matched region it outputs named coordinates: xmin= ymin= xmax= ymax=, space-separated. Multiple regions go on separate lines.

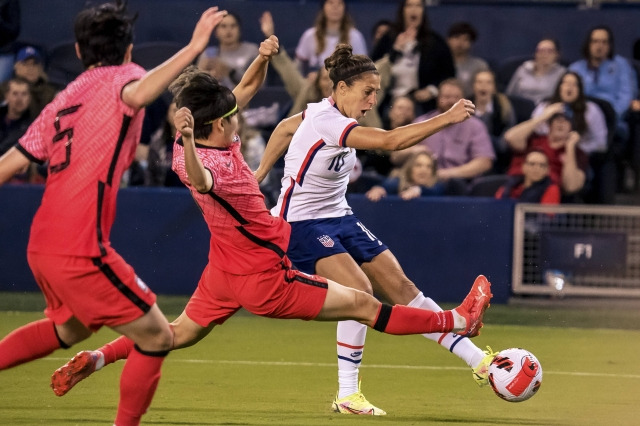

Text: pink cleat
xmin=454 ymin=275 xmax=493 ymax=337
xmin=51 ymin=351 xmax=99 ymax=396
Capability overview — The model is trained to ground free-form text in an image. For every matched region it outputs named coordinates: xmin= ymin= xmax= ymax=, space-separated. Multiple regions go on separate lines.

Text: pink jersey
xmin=172 ymin=136 xmax=290 ymax=275
xmin=18 ymin=63 xmax=146 ymax=257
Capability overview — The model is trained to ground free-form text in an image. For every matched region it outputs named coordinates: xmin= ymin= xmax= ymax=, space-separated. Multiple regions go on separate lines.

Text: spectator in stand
xmin=0 ymin=0 xmax=20 ymax=83
xmin=370 ymin=0 xmax=455 ymax=115
xmin=197 ymin=12 xmax=259 ymax=89
xmin=295 ymin=0 xmax=367 ymax=76
xmin=146 ymin=101 xmax=182 ymax=187
xmin=390 ymin=78 xmax=494 ymax=187
xmin=531 ymin=71 xmax=608 ymax=155
xmin=0 ymin=76 xmax=32 ymax=156
xmin=370 ymin=19 xmax=393 ymax=55
xmin=446 ymin=22 xmax=489 ymax=97
xmin=504 ymin=109 xmax=588 ymax=196
xmin=495 ymin=149 xmax=561 ymax=204
xmin=569 ymin=26 xmax=637 ymax=139
xmin=470 ymin=70 xmax=516 ymax=173
xmin=366 ymin=151 xmax=445 ymax=201
xmin=8 ymin=46 xmax=58 ymax=117
xmin=506 ymin=38 xmax=566 ymax=105
xmin=385 ymin=94 xmax=416 ymax=130
xmin=260 ymin=10 xmax=382 ymax=128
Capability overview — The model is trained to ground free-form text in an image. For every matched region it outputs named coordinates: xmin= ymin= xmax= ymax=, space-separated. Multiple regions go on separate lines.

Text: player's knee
xmin=351 ymin=288 xmax=379 ymax=319
xmin=387 ymin=276 xmax=419 ymax=305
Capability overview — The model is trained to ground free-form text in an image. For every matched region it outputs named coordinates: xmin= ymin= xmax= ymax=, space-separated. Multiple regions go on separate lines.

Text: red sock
xmin=0 ymin=318 xmax=63 ymax=370
xmin=373 ymin=304 xmax=454 ymax=335
xmin=99 ymin=336 xmax=134 ymax=365
xmin=114 ymin=346 xmax=167 ymax=426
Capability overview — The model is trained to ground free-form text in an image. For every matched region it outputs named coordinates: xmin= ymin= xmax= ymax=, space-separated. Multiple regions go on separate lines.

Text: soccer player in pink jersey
xmin=253 ymin=44 xmax=499 ymax=415
xmin=49 ymin=42 xmax=492 ymax=411
xmin=0 ymin=2 xmax=227 ymax=425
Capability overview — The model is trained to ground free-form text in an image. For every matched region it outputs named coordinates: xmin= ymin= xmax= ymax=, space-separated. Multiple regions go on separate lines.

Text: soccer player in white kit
xmin=255 ymin=44 xmax=498 ymax=415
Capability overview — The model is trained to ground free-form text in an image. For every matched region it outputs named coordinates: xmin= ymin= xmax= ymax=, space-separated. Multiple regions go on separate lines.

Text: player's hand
xmin=259 ymin=35 xmax=279 ymax=60
xmin=260 ymin=11 xmax=275 ymax=38
xmin=174 ymin=107 xmax=195 ymax=140
xmin=446 ymin=99 xmax=475 ymax=124
xmin=189 ymin=7 xmax=228 ymax=54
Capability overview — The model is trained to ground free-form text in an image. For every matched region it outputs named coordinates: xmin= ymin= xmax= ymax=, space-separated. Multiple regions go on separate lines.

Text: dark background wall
xmin=0 ymin=185 xmax=514 ymax=303
xmin=19 ymin=1 xmax=640 ymax=68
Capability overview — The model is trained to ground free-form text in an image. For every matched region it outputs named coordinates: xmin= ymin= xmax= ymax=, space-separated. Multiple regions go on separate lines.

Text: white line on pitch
xmin=46 ymin=357 xmax=640 ymax=380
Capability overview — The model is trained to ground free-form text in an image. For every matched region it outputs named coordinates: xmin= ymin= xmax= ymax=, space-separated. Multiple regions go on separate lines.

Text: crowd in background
xmin=2 ymin=0 xmax=640 ymax=207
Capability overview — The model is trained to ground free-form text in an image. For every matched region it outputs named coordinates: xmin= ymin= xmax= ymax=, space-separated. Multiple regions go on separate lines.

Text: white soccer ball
xmin=488 ymin=348 xmax=542 ymax=402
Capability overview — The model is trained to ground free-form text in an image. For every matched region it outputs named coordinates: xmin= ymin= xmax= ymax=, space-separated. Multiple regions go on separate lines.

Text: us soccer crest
xmin=317 ymin=235 xmax=335 ymax=248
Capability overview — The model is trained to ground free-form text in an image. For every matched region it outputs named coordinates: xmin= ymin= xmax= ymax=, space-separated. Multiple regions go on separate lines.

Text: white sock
xmin=336 ymin=320 xmax=367 ymax=399
xmin=407 ymin=292 xmax=485 ymax=368
xmin=94 ymin=351 xmax=105 ymax=371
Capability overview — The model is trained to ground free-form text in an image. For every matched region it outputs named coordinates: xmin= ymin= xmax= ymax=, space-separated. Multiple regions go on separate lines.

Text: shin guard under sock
xmin=0 ymin=319 xmax=65 ymax=370
xmin=373 ymin=304 xmax=453 ymax=335
xmin=114 ymin=345 xmax=168 ymax=426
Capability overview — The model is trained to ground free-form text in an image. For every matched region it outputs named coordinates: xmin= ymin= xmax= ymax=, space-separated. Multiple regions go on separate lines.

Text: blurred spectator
xmin=349 ymin=95 xmax=414 ymax=193
xmin=259 ymin=11 xmax=382 ymax=128
xmin=7 ymin=46 xmax=58 ymax=117
xmin=531 ymin=71 xmax=608 ymax=155
xmin=370 ymin=19 xmax=392 ymax=55
xmin=446 ymin=21 xmax=489 ymax=97
xmin=0 ymin=0 xmax=19 ymax=83
xmin=470 ymin=70 xmax=516 ymax=173
xmin=295 ymin=0 xmax=367 ymax=76
xmin=391 ymin=78 xmax=494 ymax=186
xmin=370 ymin=0 xmax=455 ymax=115
xmin=506 ymin=38 xmax=566 ymax=105
xmin=366 ymin=151 xmax=445 ymax=201
xmin=495 ymin=149 xmax=561 ymax=204
xmin=197 ymin=12 xmax=259 ymax=89
xmin=145 ymin=101 xmax=182 ymax=187
xmin=385 ymin=94 xmax=416 ymax=130
xmin=504 ymin=110 xmax=588 ymax=195
xmin=0 ymin=76 xmax=32 ymax=156
xmin=569 ymin=26 xmax=637 ymax=139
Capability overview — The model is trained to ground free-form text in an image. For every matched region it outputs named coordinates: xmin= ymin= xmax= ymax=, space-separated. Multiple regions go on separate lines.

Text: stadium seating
xmin=132 ymin=41 xmax=185 ymax=70
xmin=45 ymin=40 xmax=84 ymax=89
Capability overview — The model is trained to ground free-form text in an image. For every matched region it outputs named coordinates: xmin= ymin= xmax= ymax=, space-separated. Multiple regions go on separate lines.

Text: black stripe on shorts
xmin=92 ymin=257 xmax=151 ymax=313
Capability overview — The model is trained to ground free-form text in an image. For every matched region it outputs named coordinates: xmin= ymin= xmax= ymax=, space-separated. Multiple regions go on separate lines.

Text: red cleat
xmin=454 ymin=275 xmax=493 ymax=337
xmin=50 ymin=351 xmax=99 ymax=396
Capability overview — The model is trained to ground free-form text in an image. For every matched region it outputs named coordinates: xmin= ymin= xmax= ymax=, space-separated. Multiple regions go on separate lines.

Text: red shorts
xmin=27 ymin=248 xmax=156 ymax=331
xmin=185 ymin=256 xmax=328 ymax=327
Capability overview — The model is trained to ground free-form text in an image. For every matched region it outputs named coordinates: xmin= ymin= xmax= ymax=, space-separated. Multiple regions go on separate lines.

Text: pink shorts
xmin=27 ymin=248 xmax=157 ymax=331
xmin=185 ymin=256 xmax=328 ymax=327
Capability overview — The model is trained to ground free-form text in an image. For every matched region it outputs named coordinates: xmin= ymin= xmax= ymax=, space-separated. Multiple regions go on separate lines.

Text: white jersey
xmin=272 ymin=97 xmax=358 ymax=222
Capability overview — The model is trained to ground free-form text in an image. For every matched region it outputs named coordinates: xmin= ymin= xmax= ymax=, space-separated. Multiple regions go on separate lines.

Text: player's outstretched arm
xmin=122 ymin=7 xmax=227 ymax=110
xmin=174 ymin=107 xmax=213 ymax=193
xmin=0 ymin=147 xmax=30 ymax=185
xmin=346 ymin=99 xmax=474 ymax=151
xmin=254 ymin=112 xmax=302 ymax=183
xmin=232 ymin=35 xmax=279 ymax=109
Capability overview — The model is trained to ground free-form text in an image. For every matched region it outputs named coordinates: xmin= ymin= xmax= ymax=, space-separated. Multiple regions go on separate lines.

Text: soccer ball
xmin=488 ymin=348 xmax=542 ymax=402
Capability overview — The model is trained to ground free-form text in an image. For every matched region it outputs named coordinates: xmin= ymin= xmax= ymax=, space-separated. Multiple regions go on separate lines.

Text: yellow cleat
xmin=332 ymin=381 xmax=386 ymax=415
xmin=472 ymin=346 xmax=499 ymax=387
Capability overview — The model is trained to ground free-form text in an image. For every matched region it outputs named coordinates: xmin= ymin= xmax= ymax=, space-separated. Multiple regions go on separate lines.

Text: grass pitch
xmin=1 ymin=294 xmax=639 ymax=425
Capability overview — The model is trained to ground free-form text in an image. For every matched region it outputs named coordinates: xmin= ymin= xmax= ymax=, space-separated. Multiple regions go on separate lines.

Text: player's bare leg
xmin=363 ymin=250 xmax=495 ymax=385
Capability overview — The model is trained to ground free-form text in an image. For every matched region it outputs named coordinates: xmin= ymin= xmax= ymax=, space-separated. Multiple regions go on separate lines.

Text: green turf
xmin=1 ymin=303 xmax=640 ymax=425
